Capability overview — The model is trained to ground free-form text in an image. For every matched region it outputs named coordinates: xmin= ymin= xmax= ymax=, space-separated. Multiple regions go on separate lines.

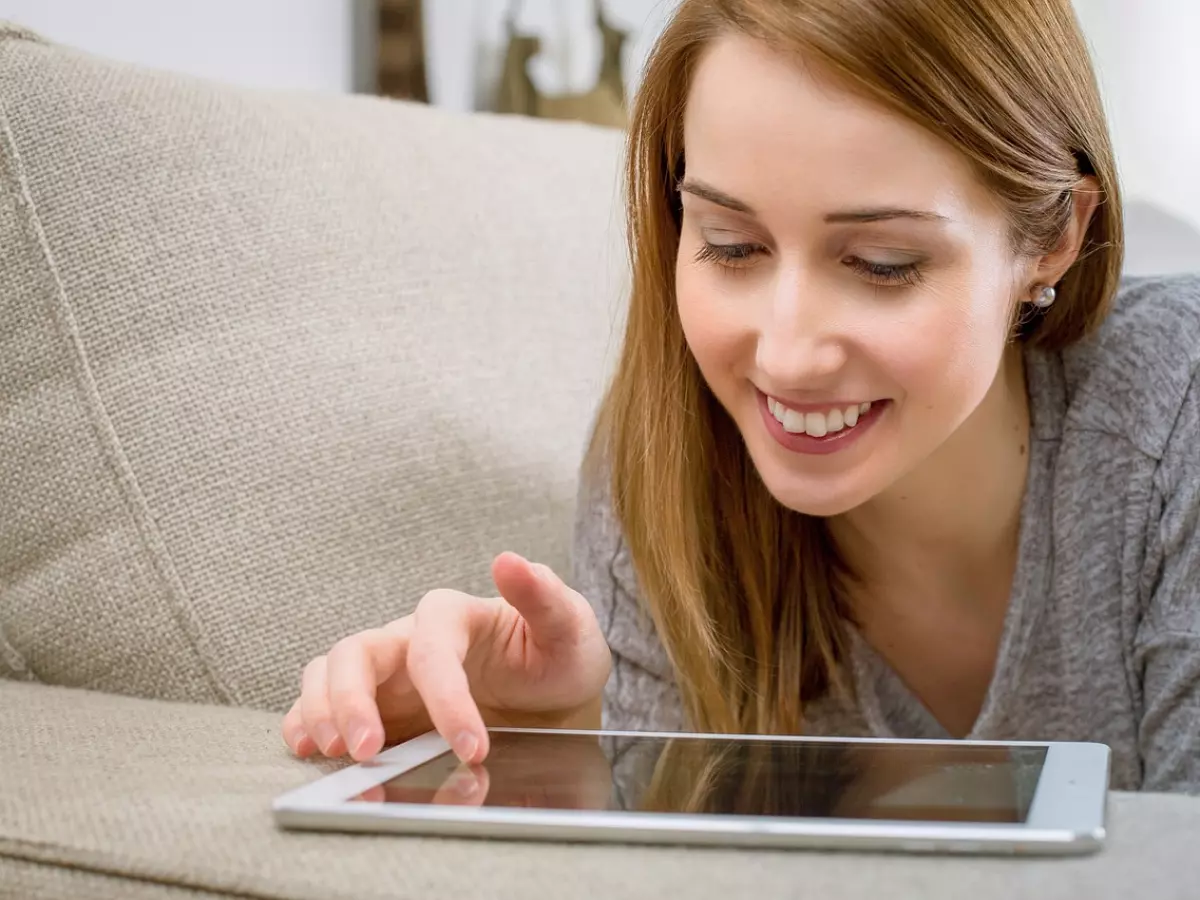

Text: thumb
xmin=491 ymin=552 xmax=582 ymax=645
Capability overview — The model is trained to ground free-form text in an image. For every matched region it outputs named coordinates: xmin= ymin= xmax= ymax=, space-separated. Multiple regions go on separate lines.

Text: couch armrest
xmin=2 ymin=681 xmax=1198 ymax=900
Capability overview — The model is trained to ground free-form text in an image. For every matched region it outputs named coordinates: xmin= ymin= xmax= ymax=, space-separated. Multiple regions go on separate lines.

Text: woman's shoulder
xmin=1057 ymin=273 xmax=1200 ymax=459
xmin=1098 ymin=273 xmax=1200 ymax=353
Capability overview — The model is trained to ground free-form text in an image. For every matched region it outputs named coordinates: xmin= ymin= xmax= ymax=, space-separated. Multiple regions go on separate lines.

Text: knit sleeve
xmin=570 ymin=459 xmax=685 ymax=733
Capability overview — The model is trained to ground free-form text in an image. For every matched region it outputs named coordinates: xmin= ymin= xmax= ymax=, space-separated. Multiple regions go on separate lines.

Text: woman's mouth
xmin=766 ymin=397 xmax=874 ymax=437
xmin=758 ymin=391 xmax=891 ymax=456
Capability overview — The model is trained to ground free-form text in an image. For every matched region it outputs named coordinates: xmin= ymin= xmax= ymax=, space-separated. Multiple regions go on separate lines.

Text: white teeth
xmin=769 ymin=399 xmax=806 ymax=434
xmin=769 ymin=397 xmax=875 ymax=437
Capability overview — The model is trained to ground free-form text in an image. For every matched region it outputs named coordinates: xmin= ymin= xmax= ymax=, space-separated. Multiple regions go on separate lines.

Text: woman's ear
xmin=1029 ymin=175 xmax=1103 ymax=287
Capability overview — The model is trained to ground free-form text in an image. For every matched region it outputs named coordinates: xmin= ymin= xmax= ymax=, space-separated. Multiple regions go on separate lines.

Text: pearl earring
xmin=1032 ymin=285 xmax=1056 ymax=309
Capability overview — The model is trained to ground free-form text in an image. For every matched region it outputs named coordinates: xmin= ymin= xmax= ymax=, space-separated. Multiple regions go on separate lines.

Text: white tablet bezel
xmin=272 ymin=728 xmax=1109 ymax=855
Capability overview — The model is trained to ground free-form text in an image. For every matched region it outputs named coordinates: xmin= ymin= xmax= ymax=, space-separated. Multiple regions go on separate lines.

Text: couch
xmin=2 ymin=22 xmax=1199 ymax=900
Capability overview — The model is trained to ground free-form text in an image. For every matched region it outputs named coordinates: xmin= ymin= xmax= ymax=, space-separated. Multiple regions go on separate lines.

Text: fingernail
xmin=349 ymin=723 xmax=372 ymax=758
xmin=293 ymin=728 xmax=310 ymax=751
xmin=453 ymin=731 xmax=479 ymax=763
xmin=312 ymin=723 xmax=338 ymax=755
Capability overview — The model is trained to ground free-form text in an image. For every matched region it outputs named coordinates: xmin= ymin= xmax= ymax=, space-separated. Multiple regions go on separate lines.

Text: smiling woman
xmin=577 ymin=0 xmax=1199 ymax=790
xmin=287 ymin=0 xmax=1200 ymax=795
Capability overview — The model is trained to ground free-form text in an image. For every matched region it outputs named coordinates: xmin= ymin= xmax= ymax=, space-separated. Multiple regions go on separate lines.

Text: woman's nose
xmin=754 ymin=269 xmax=848 ymax=384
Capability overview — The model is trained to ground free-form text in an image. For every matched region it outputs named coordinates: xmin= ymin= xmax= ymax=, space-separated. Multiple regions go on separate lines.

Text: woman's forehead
xmin=681 ymin=34 xmax=1000 ymax=225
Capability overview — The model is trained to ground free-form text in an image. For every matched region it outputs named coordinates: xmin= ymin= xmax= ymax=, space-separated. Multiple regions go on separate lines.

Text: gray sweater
xmin=572 ymin=275 xmax=1200 ymax=794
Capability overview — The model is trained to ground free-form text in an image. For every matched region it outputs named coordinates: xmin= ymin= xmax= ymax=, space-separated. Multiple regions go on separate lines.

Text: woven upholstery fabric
xmin=0 ymin=23 xmax=627 ymax=712
xmin=0 ymin=860 xmax=232 ymax=900
xmin=4 ymin=680 xmax=1199 ymax=900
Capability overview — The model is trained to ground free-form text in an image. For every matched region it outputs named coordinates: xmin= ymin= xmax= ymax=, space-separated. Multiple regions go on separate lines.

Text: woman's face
xmin=675 ymin=35 xmax=1032 ymax=517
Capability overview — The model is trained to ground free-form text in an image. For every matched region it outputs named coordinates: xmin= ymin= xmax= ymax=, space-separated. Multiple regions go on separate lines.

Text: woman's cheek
xmin=676 ymin=267 xmax=752 ymax=367
xmin=888 ymin=283 xmax=1006 ymax=411
xmin=835 ymin=291 xmax=967 ymax=417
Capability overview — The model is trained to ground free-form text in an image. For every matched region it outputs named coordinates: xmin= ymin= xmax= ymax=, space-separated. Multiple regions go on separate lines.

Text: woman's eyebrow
xmin=678 ymin=178 xmax=950 ymax=225
xmin=824 ymin=208 xmax=950 ymax=224
xmin=677 ymin=178 xmax=755 ymax=214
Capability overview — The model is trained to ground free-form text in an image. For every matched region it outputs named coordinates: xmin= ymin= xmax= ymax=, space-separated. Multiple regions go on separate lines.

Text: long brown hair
xmin=588 ymin=0 xmax=1123 ymax=735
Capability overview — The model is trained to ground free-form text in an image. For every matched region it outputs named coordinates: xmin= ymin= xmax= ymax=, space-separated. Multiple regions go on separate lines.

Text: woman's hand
xmin=281 ymin=552 xmax=611 ymax=764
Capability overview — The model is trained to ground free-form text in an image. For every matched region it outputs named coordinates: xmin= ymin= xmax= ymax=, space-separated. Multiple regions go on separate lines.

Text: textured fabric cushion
xmin=3 ymin=681 xmax=1199 ymax=900
xmin=0 ymin=24 xmax=627 ymax=711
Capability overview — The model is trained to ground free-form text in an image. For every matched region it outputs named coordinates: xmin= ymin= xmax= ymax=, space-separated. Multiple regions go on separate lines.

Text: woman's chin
xmin=749 ymin=453 xmax=883 ymax=518
xmin=766 ymin=484 xmax=867 ymax=518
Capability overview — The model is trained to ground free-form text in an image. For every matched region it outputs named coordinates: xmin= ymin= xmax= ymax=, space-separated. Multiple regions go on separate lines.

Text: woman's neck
xmin=828 ymin=343 xmax=1031 ymax=612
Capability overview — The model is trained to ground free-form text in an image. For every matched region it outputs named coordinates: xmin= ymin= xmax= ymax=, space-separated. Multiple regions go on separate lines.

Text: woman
xmin=282 ymin=0 xmax=1200 ymax=792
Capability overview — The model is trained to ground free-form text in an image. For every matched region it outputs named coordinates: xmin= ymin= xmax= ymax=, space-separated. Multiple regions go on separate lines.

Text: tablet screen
xmin=351 ymin=732 xmax=1047 ymax=824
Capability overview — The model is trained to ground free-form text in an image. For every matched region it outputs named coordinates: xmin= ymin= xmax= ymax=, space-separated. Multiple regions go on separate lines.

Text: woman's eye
xmin=845 ymin=257 xmax=924 ymax=287
xmin=695 ymin=241 xmax=764 ymax=268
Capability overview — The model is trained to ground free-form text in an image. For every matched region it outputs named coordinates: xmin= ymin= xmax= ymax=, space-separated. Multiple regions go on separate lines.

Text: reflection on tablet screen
xmin=351 ymin=732 xmax=1046 ymax=824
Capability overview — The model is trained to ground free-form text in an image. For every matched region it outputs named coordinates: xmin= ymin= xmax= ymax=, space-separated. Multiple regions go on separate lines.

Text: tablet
xmin=273 ymin=728 xmax=1110 ymax=855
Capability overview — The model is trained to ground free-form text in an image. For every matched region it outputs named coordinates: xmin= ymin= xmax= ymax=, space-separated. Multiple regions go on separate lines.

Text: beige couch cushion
xmin=3 ymin=680 xmax=1198 ymax=900
xmin=0 ymin=24 xmax=626 ymax=711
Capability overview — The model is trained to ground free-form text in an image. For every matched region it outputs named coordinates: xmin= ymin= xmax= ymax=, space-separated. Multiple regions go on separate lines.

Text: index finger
xmin=406 ymin=592 xmax=499 ymax=764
